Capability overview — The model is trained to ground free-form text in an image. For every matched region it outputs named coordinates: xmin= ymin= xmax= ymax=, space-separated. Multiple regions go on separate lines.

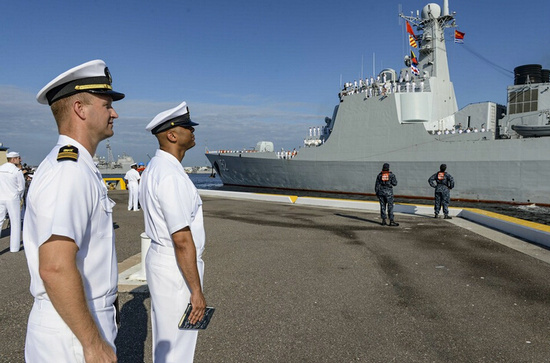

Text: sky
xmin=1 ymin=0 xmax=549 ymax=167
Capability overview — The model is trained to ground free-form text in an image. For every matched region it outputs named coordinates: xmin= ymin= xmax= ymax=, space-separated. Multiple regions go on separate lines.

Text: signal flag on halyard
xmin=409 ymin=35 xmax=418 ymax=48
xmin=406 ymin=21 xmax=416 ymax=38
xmin=411 ymin=64 xmax=420 ymax=76
xmin=454 ymin=30 xmax=465 ymax=43
xmin=410 ymin=50 xmax=418 ymax=65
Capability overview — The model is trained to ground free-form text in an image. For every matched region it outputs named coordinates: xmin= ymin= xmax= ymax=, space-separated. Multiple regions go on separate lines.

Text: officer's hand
xmin=83 ymin=339 xmax=117 ymax=363
xmin=189 ymin=292 xmax=206 ymax=325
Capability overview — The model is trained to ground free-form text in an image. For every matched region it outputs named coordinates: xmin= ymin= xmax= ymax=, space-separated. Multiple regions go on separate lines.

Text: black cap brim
xmin=88 ymin=89 xmax=125 ymax=101
xmin=151 ymin=114 xmax=199 ymax=134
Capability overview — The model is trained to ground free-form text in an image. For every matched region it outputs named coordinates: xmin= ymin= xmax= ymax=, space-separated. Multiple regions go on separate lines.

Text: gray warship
xmin=206 ymin=0 xmax=550 ymax=205
xmin=93 ymin=141 xmax=135 ymax=176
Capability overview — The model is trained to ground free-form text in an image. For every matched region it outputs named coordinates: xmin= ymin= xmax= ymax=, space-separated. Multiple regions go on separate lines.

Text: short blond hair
xmin=51 ymin=92 xmax=94 ymax=122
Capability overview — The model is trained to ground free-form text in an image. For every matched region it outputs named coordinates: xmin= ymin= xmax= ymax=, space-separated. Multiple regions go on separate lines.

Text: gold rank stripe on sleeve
xmin=57 ymin=145 xmax=79 ymax=162
xmin=74 ymin=84 xmax=113 ymax=91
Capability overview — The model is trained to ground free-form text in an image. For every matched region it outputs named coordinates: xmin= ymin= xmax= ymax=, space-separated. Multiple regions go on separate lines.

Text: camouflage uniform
xmin=428 ymin=168 xmax=455 ymax=217
xmin=375 ymin=169 xmax=398 ymax=222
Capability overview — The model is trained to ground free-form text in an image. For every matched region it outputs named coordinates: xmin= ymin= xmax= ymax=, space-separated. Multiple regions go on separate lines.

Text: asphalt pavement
xmin=2 ymin=190 xmax=550 ymax=362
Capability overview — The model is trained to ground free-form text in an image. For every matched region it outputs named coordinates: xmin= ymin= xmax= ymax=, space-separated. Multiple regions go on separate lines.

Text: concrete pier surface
xmin=2 ymin=190 xmax=550 ymax=362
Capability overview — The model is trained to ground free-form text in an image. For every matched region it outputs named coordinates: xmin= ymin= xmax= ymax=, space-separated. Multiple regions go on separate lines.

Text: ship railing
xmin=211 ymin=149 xmax=262 ymax=154
xmin=429 ymin=128 xmax=490 ymax=136
xmin=339 ymin=80 xmax=431 ymax=98
xmin=303 ymin=138 xmax=324 ymax=147
xmin=276 ymin=150 xmax=298 ymax=159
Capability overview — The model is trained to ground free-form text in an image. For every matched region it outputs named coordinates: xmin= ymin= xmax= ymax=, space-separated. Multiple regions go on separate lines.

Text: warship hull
xmin=93 ymin=142 xmax=136 ymax=176
xmin=207 ymin=95 xmax=550 ymax=205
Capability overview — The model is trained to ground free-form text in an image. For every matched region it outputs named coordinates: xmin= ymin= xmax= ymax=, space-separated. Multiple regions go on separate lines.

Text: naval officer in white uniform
xmin=0 ymin=151 xmax=25 ymax=252
xmin=124 ymin=163 xmax=141 ymax=211
xmin=139 ymin=101 xmax=207 ymax=363
xmin=23 ymin=59 xmax=124 ymax=362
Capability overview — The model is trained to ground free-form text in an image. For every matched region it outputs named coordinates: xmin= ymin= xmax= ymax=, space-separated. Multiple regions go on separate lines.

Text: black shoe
xmin=381 ymin=219 xmax=387 ymax=226
xmin=444 ymin=215 xmax=452 ymax=219
xmin=389 ymin=221 xmax=399 ymax=226
xmin=434 ymin=214 xmax=438 ymax=218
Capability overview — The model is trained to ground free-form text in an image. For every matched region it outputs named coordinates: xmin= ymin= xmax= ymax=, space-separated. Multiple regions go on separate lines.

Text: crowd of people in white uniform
xmin=277 ymin=149 xmax=298 ymax=159
xmin=340 ymin=71 xmax=426 ymax=99
xmin=303 ymin=126 xmax=329 ymax=148
xmin=432 ymin=123 xmax=489 ymax=135
xmin=3 ymin=59 xmax=209 ymax=363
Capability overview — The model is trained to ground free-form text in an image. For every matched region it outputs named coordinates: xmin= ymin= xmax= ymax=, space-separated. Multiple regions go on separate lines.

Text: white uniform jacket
xmin=23 ymin=135 xmax=118 ymax=304
xmin=124 ymin=168 xmax=141 ymax=185
xmin=0 ymin=161 xmax=25 ymax=252
xmin=0 ymin=162 xmax=25 ymax=200
xmin=139 ymin=149 xmax=205 ymax=262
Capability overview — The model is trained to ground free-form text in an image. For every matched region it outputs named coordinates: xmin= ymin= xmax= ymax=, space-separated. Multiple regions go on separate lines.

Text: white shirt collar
xmin=155 ymin=149 xmax=184 ymax=171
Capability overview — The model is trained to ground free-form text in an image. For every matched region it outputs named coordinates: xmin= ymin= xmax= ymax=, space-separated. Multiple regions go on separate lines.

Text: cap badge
xmin=105 ymin=67 xmax=112 ymax=84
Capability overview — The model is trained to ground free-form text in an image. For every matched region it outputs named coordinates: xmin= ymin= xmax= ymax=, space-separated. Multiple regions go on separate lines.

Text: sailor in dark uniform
xmin=375 ymin=163 xmax=399 ymax=226
xmin=428 ymin=164 xmax=455 ymax=219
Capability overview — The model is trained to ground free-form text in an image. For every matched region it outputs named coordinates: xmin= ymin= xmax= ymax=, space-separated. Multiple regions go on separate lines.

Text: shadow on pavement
xmin=334 ymin=212 xmax=380 ymax=225
xmin=116 ymin=288 xmax=150 ymax=363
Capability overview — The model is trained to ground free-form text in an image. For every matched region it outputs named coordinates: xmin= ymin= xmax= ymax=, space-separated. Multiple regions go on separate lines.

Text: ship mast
xmin=106 ymin=141 xmax=115 ymax=166
xmin=400 ymin=2 xmax=455 ymax=78
xmin=399 ymin=0 xmax=458 ymax=121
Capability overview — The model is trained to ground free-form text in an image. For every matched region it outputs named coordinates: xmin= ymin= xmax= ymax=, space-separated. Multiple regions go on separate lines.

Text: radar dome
xmin=421 ymin=3 xmax=441 ymax=19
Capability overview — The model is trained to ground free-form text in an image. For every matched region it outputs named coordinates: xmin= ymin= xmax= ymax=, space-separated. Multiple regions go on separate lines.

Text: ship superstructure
xmin=206 ymin=0 xmax=550 ymax=205
xmin=93 ymin=141 xmax=136 ymax=176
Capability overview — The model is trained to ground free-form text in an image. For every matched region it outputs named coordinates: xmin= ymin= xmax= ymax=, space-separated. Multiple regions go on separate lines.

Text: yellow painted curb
xmin=259 ymin=193 xmax=299 ymax=203
xmin=462 ymin=207 xmax=550 ymax=233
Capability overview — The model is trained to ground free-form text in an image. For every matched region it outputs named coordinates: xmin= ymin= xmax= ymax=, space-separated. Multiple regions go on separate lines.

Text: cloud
xmin=0 ymin=87 xmax=58 ymax=163
xmin=0 ymin=86 xmax=328 ymax=167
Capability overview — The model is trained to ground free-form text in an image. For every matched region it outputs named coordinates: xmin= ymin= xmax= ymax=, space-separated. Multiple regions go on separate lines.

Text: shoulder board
xmin=57 ymin=145 xmax=79 ymax=162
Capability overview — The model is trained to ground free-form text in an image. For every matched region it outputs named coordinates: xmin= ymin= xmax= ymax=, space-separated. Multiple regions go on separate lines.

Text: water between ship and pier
xmin=188 ymin=174 xmax=550 ymax=227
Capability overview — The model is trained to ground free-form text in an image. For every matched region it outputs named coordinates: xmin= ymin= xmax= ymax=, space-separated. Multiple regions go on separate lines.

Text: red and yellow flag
xmin=406 ymin=21 xmax=416 ymax=38
xmin=409 ymin=35 xmax=418 ymax=48
xmin=410 ymin=50 xmax=418 ymax=65
xmin=454 ymin=30 xmax=465 ymax=43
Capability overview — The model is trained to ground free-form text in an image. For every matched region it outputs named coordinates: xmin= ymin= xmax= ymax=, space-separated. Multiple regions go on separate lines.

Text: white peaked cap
xmin=145 ymin=101 xmax=199 ymax=134
xmin=36 ymin=59 xmax=125 ymax=105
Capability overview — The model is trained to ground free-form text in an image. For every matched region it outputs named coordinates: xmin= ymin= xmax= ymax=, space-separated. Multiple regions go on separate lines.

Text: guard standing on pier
xmin=375 ymin=163 xmax=399 ymax=226
xmin=429 ymin=164 xmax=455 ymax=219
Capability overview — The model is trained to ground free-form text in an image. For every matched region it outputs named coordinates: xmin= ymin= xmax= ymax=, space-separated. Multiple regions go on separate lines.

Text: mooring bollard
xmin=129 ymin=232 xmax=151 ymax=281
